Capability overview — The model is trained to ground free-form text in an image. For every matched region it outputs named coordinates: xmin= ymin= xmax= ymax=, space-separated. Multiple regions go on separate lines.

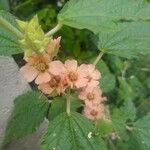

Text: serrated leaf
xmin=48 ymin=96 xmax=82 ymax=121
xmin=41 ymin=112 xmax=106 ymax=150
xmin=0 ymin=10 xmax=22 ymax=56
xmin=96 ymin=60 xmax=116 ymax=93
xmin=0 ymin=10 xmax=17 ymax=27
xmin=3 ymin=91 xmax=49 ymax=145
xmin=0 ymin=29 xmax=22 ymax=56
xmin=132 ymin=113 xmax=150 ymax=150
xmin=58 ymin=0 xmax=149 ymax=33
xmin=97 ymin=22 xmax=150 ymax=58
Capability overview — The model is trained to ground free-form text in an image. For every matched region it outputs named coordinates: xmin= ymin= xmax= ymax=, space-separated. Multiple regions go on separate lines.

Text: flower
xmin=83 ymin=64 xmax=101 ymax=88
xmin=46 ymin=37 xmax=61 ymax=59
xmin=64 ymin=60 xmax=88 ymax=88
xmin=38 ymin=74 xmax=68 ymax=95
xmin=20 ymin=53 xmax=51 ymax=84
xmin=79 ymin=86 xmax=105 ymax=106
xmin=38 ymin=60 xmax=68 ymax=95
xmin=83 ymin=104 xmax=105 ymax=121
xmin=48 ymin=60 xmax=67 ymax=76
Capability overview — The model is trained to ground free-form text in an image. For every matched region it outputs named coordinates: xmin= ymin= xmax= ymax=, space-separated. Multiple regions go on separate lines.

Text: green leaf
xmin=41 ymin=112 xmax=106 ymax=150
xmin=48 ymin=96 xmax=82 ymax=121
xmin=3 ymin=91 xmax=49 ymax=145
xmin=131 ymin=113 xmax=150 ymax=150
xmin=0 ymin=0 xmax=10 ymax=11
xmin=0 ymin=10 xmax=22 ymax=56
xmin=122 ymin=99 xmax=136 ymax=122
xmin=0 ymin=10 xmax=17 ymax=27
xmin=0 ymin=29 xmax=22 ymax=56
xmin=96 ymin=119 xmax=113 ymax=137
xmin=58 ymin=0 xmax=149 ymax=33
xmin=96 ymin=60 xmax=116 ymax=93
xmin=117 ymin=78 xmax=135 ymax=102
xmin=111 ymin=99 xmax=136 ymax=137
xmin=97 ymin=22 xmax=150 ymax=58
xmin=111 ymin=108 xmax=127 ymax=138
xmin=127 ymin=76 xmax=146 ymax=100
xmin=106 ymin=55 xmax=124 ymax=75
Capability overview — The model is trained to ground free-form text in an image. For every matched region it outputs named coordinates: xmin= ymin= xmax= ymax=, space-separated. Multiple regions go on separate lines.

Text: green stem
xmin=45 ymin=23 xmax=63 ymax=37
xmin=93 ymin=51 xmax=104 ymax=66
xmin=13 ymin=0 xmax=32 ymax=10
xmin=108 ymin=139 xmax=116 ymax=150
xmin=66 ymin=96 xmax=71 ymax=115
xmin=0 ymin=16 xmax=23 ymax=39
xmin=121 ymin=61 xmax=130 ymax=79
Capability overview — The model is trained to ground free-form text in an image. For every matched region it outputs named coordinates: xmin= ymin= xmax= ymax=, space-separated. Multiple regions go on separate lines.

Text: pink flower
xmin=38 ymin=60 xmax=68 ymax=95
xmin=20 ymin=53 xmax=51 ymax=84
xmin=46 ymin=37 xmax=61 ymax=59
xmin=79 ymin=86 xmax=105 ymax=106
xmin=83 ymin=104 xmax=105 ymax=121
xmin=83 ymin=64 xmax=101 ymax=88
xmin=64 ymin=60 xmax=88 ymax=88
xmin=38 ymin=74 xmax=68 ymax=95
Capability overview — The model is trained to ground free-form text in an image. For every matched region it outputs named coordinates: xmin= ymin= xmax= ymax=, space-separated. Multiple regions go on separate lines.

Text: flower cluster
xmin=20 ymin=37 xmax=106 ymax=121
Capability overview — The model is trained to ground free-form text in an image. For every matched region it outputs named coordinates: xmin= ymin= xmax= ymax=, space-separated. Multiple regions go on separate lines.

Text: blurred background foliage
xmin=0 ymin=0 xmax=149 ymax=123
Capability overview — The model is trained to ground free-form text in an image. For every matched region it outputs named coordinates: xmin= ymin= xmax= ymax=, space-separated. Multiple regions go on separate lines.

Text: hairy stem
xmin=0 ymin=16 xmax=23 ymax=39
xmin=45 ymin=23 xmax=63 ymax=37
xmin=93 ymin=51 xmax=104 ymax=66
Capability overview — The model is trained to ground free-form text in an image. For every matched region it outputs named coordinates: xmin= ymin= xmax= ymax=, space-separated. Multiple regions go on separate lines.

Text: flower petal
xmin=91 ymin=69 xmax=101 ymax=80
xmin=35 ymin=71 xmax=51 ymax=84
xmin=88 ymin=80 xmax=99 ymax=88
xmin=20 ymin=65 xmax=38 ymax=82
xmin=77 ymin=64 xmax=88 ymax=77
xmin=87 ymin=64 xmax=95 ymax=74
xmin=49 ymin=61 xmax=66 ymax=75
xmin=38 ymin=83 xmax=53 ymax=94
xmin=75 ymin=78 xmax=88 ymax=88
xmin=65 ymin=59 xmax=78 ymax=72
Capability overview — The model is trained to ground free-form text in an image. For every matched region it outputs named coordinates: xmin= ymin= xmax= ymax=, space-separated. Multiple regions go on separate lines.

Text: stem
xmin=121 ymin=61 xmax=130 ymax=78
xmin=108 ymin=139 xmax=116 ymax=150
xmin=93 ymin=51 xmax=104 ymax=66
xmin=0 ymin=16 xmax=23 ymax=39
xmin=45 ymin=23 xmax=63 ymax=37
xmin=126 ymin=125 xmax=133 ymax=131
xmin=14 ymin=0 xmax=32 ymax=10
xmin=66 ymin=96 xmax=71 ymax=115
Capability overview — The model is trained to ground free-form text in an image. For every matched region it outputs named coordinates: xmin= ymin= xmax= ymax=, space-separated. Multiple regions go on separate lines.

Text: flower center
xmin=68 ymin=71 xmax=78 ymax=81
xmin=90 ymin=110 xmax=98 ymax=116
xmin=49 ymin=76 xmax=61 ymax=88
xmin=87 ymin=93 xmax=95 ymax=100
xmin=36 ymin=62 xmax=48 ymax=72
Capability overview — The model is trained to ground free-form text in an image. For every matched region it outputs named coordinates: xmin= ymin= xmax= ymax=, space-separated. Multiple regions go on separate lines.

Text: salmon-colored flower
xmin=79 ymin=86 xmax=105 ymax=106
xmin=38 ymin=60 xmax=68 ymax=95
xmin=20 ymin=53 xmax=51 ymax=84
xmin=46 ymin=37 xmax=61 ymax=59
xmin=64 ymin=60 xmax=88 ymax=88
xmin=83 ymin=104 xmax=105 ymax=121
xmin=38 ymin=74 xmax=68 ymax=95
xmin=83 ymin=64 xmax=101 ymax=88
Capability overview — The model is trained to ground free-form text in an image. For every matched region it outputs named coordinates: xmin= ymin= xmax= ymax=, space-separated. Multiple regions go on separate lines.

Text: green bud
xmin=16 ymin=15 xmax=51 ymax=58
